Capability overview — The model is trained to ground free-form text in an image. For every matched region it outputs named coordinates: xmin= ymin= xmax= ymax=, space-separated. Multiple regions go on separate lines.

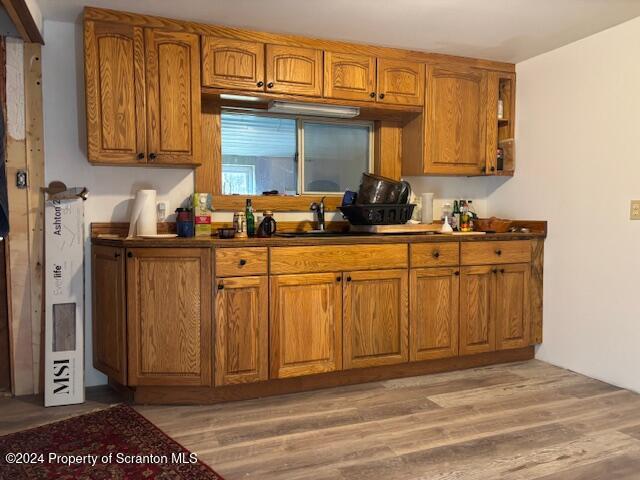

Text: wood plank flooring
xmin=3 ymin=360 xmax=640 ymax=479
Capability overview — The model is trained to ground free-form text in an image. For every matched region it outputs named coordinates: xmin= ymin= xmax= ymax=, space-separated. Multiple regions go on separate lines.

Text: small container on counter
xmin=233 ymin=211 xmax=248 ymax=238
xmin=257 ymin=210 xmax=277 ymax=237
xmin=175 ymin=208 xmax=194 ymax=237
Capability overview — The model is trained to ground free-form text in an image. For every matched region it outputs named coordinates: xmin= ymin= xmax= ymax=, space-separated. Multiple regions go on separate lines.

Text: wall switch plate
xmin=631 ymin=200 xmax=640 ymax=220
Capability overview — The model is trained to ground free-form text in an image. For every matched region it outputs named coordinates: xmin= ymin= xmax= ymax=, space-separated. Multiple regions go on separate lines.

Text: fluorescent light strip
xmin=267 ymin=101 xmax=360 ymax=118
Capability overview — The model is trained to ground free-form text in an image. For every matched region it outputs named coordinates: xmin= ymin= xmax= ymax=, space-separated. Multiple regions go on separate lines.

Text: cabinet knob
xmin=369 ymin=92 xmax=376 ymax=98
xmin=454 ymin=271 xmax=460 ymax=276
xmin=336 ymin=276 xmax=342 ymax=282
xmin=257 ymin=81 xmax=264 ymax=87
xmin=432 ymin=251 xmax=440 ymax=258
xmin=500 ymin=268 xmax=505 ymax=274
xmin=149 ymin=152 xmax=157 ymax=161
xmin=127 ymin=252 xmax=133 ymax=258
xmin=379 ymin=93 xmax=385 ymax=99
xmin=490 ymin=166 xmax=495 ymax=172
xmin=267 ymin=82 xmax=274 ymax=88
xmin=492 ymin=268 xmax=498 ymax=274
xmin=137 ymin=152 xmax=145 ymax=160
xmin=495 ymin=249 xmax=502 ymax=256
xmin=217 ymin=283 xmax=224 ymax=290
xmin=239 ymin=259 xmax=247 ymax=266
xmin=347 ymin=276 xmax=352 ymax=282
xmin=114 ymin=252 xmax=121 ymax=258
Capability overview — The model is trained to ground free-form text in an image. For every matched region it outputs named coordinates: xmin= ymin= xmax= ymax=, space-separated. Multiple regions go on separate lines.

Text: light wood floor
xmin=3 ymin=360 xmax=640 ymax=479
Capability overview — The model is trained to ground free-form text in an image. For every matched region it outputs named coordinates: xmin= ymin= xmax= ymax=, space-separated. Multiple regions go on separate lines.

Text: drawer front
xmin=411 ymin=242 xmax=459 ymax=268
xmin=270 ymin=244 xmax=408 ymax=274
xmin=216 ymin=248 xmax=268 ymax=277
xmin=461 ymin=240 xmax=531 ymax=266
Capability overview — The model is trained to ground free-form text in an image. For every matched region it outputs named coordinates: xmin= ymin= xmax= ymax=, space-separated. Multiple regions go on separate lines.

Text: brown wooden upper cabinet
xmin=324 ymin=53 xmax=424 ymax=105
xmin=266 ymin=44 xmax=323 ymax=96
xmin=424 ymin=64 xmax=488 ymax=175
xmin=126 ymin=248 xmax=211 ymax=386
xmin=201 ymin=37 xmax=265 ymax=91
xmin=84 ymin=21 xmax=201 ymax=166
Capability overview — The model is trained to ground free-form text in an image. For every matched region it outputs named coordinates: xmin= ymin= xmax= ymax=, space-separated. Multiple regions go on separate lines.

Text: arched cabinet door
xmin=324 ymin=51 xmax=376 ymax=102
xmin=377 ymin=58 xmax=425 ymax=106
xmin=202 ymin=37 xmax=265 ymax=91
xmin=265 ymin=44 xmax=323 ymax=97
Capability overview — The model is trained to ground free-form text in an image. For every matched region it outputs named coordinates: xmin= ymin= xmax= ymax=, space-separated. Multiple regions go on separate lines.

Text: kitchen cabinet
xmin=410 ymin=267 xmax=459 ymax=361
xmin=215 ymin=276 xmax=268 ymax=385
xmin=126 ymin=248 xmax=211 ymax=386
xmin=324 ymin=52 xmax=376 ymax=102
xmin=459 ymin=265 xmax=495 ymax=355
xmin=495 ymin=263 xmax=530 ymax=350
xmin=377 ymin=58 xmax=425 ymax=106
xmin=485 ymin=71 xmax=516 ymax=175
xmin=266 ymin=44 xmax=323 ymax=96
xmin=92 ymin=245 xmax=127 ymax=384
xmin=201 ymin=37 xmax=265 ymax=91
xmin=343 ymin=269 xmax=408 ymax=368
xmin=270 ymin=273 xmax=342 ymax=378
xmin=84 ymin=21 xmax=146 ymax=164
xmin=84 ymin=22 xmax=201 ymax=166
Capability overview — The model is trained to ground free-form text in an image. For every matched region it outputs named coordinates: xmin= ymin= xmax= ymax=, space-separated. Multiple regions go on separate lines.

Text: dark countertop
xmin=91 ymin=231 xmax=546 ymax=248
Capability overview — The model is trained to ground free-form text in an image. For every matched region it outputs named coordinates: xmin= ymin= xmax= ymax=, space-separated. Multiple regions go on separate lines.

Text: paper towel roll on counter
xmin=128 ymin=189 xmax=157 ymax=237
xmin=421 ymin=193 xmax=434 ymax=224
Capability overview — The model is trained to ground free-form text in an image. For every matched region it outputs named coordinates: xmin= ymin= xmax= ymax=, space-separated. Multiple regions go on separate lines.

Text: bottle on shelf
xmin=467 ymin=200 xmax=477 ymax=231
xmin=452 ymin=200 xmax=460 ymax=232
xmin=245 ymin=198 xmax=255 ymax=237
xmin=497 ymin=98 xmax=504 ymax=120
xmin=460 ymin=200 xmax=470 ymax=232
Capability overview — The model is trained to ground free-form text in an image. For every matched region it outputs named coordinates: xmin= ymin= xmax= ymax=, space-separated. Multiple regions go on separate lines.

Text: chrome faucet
xmin=310 ymin=197 xmax=326 ymax=232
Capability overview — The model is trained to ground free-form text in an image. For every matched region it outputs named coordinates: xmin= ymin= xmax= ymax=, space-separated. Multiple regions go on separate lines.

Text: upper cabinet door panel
xmin=145 ymin=29 xmax=201 ymax=165
xmin=202 ymin=37 xmax=265 ymax=91
xmin=377 ymin=58 xmax=425 ymax=105
xmin=84 ymin=21 xmax=146 ymax=164
xmin=266 ymin=45 xmax=323 ymax=96
xmin=324 ymin=51 xmax=375 ymax=102
xmin=424 ymin=65 xmax=487 ymax=175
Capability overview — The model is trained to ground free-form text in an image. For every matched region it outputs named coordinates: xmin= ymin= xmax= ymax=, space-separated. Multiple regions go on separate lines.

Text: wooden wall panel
xmin=0 ymin=240 xmax=10 ymax=391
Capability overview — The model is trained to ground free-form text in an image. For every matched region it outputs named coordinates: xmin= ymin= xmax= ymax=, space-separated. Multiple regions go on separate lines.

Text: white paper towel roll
xmin=421 ymin=193 xmax=434 ymax=224
xmin=128 ymin=189 xmax=157 ymax=237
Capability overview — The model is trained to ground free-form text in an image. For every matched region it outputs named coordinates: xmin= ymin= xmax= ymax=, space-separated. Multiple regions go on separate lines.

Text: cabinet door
xmin=459 ymin=265 xmax=495 ymax=355
xmin=92 ymin=245 xmax=127 ymax=384
xmin=127 ymin=248 xmax=211 ymax=386
xmin=495 ymin=263 xmax=530 ymax=350
xmin=424 ymin=65 xmax=488 ymax=175
xmin=202 ymin=37 xmax=265 ymax=91
xmin=266 ymin=45 xmax=323 ymax=96
xmin=377 ymin=58 xmax=425 ymax=105
xmin=270 ymin=273 xmax=342 ymax=378
xmin=343 ymin=269 xmax=408 ymax=369
xmin=324 ymin=51 xmax=375 ymax=102
xmin=145 ymin=29 xmax=201 ymax=165
xmin=215 ymin=276 xmax=268 ymax=385
xmin=84 ymin=21 xmax=146 ymax=164
xmin=410 ymin=267 xmax=459 ymax=361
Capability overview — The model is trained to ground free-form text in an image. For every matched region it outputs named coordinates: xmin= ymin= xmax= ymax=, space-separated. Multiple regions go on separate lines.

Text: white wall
xmin=488 ymin=16 xmax=640 ymax=392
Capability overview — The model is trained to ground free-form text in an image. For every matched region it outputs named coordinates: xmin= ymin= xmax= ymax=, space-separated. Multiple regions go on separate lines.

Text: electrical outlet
xmin=631 ymin=200 xmax=640 ymax=220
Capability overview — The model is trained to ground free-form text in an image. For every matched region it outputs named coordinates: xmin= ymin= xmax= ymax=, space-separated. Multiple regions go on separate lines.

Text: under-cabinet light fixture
xmin=219 ymin=93 xmax=263 ymax=102
xmin=267 ymin=101 xmax=360 ymax=118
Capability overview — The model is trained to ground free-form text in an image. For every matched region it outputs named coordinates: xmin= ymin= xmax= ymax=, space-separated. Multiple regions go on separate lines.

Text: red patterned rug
xmin=0 ymin=404 xmax=224 ymax=479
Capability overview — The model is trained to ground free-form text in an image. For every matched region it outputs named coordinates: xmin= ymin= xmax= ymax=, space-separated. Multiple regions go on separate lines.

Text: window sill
xmin=211 ymin=194 xmax=343 ymax=212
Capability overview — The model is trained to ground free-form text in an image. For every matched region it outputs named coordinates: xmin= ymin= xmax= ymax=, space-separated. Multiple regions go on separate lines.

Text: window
xmin=221 ymin=111 xmax=373 ymax=196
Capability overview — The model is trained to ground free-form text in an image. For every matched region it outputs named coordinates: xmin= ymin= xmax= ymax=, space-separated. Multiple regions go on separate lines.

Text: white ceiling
xmin=38 ymin=0 xmax=640 ymax=63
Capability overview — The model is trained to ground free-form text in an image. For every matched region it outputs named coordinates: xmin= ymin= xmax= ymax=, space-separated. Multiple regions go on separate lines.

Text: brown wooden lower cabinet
xmin=410 ymin=267 xmax=459 ymax=361
xmin=459 ymin=265 xmax=495 ymax=355
xmin=126 ymin=248 xmax=212 ymax=386
xmin=92 ymin=245 xmax=127 ymax=384
xmin=214 ymin=276 xmax=268 ymax=385
xmin=495 ymin=263 xmax=531 ymax=350
xmin=343 ymin=269 xmax=408 ymax=369
xmin=270 ymin=272 xmax=343 ymax=379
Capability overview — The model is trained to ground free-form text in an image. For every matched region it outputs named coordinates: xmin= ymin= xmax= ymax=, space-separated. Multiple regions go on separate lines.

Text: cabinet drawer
xmin=461 ymin=241 xmax=531 ymax=266
xmin=216 ymin=248 xmax=268 ymax=277
xmin=270 ymin=244 xmax=407 ymax=274
xmin=411 ymin=242 xmax=459 ymax=268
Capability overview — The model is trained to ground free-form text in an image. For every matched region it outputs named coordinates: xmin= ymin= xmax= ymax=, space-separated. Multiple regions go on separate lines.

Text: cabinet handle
xmin=495 ymin=249 xmax=502 ymax=256
xmin=336 ymin=276 xmax=342 ymax=282
xmin=454 ymin=271 xmax=460 ymax=276
xmin=347 ymin=276 xmax=352 ymax=282
xmin=137 ymin=152 xmax=145 ymax=160
xmin=267 ymin=82 xmax=274 ymax=88
xmin=432 ymin=251 xmax=440 ymax=258
xmin=114 ymin=252 xmax=121 ymax=258
xmin=379 ymin=93 xmax=385 ymax=99
xmin=217 ymin=283 xmax=224 ymax=290
xmin=239 ymin=259 xmax=247 ymax=266
xmin=127 ymin=252 xmax=133 ymax=258
xmin=492 ymin=268 xmax=498 ymax=274
xmin=369 ymin=92 xmax=376 ymax=98
xmin=149 ymin=152 xmax=157 ymax=161
xmin=500 ymin=268 xmax=505 ymax=274
xmin=257 ymin=81 xmax=264 ymax=87
xmin=490 ymin=166 xmax=495 ymax=172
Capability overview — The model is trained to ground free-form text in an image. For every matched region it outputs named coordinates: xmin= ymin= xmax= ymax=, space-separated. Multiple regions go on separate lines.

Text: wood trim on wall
xmin=1 ymin=0 xmax=44 ymax=44
xmin=84 ymin=7 xmax=515 ymax=73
